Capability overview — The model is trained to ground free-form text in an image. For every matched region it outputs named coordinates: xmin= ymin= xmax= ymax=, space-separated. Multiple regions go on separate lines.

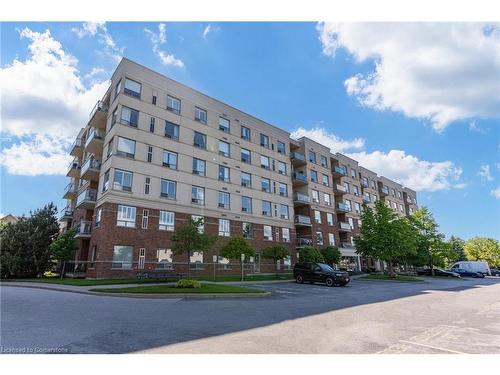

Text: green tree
xmin=220 ymin=236 xmax=256 ymax=280
xmin=298 ymin=246 xmax=324 ymax=263
xmin=321 ymin=246 xmax=341 ymax=267
xmin=49 ymin=229 xmax=77 ymax=278
xmin=262 ymin=244 xmax=289 ymax=273
xmin=447 ymin=236 xmax=466 ymax=265
xmin=464 ymin=237 xmax=500 ymax=268
xmin=171 ymin=218 xmax=216 ymax=279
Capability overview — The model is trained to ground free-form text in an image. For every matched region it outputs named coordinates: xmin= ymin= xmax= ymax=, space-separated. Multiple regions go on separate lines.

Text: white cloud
xmin=478 ymin=164 xmax=493 ymax=181
xmin=145 ymin=23 xmax=184 ymax=68
xmin=72 ymin=22 xmax=124 ymax=62
xmin=72 ymin=22 xmax=104 ymax=38
xmin=0 ymin=27 xmax=109 ymax=176
xmin=491 ymin=187 xmax=500 ymax=199
xmin=202 ymin=25 xmax=212 ymax=39
xmin=469 ymin=121 xmax=487 ymax=134
xmin=317 ymin=23 xmax=500 ymax=131
xmin=290 ymin=127 xmax=365 ymax=152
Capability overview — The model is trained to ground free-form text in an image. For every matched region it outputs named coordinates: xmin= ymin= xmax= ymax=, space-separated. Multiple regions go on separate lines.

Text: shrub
xmin=176 ymin=279 xmax=202 ymax=288
xmin=299 ymin=246 xmax=324 ymax=263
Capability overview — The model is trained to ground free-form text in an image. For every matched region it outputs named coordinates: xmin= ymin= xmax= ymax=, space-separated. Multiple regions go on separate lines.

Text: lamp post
xmin=213 ymin=255 xmax=218 ymax=282
xmin=241 ymin=254 xmax=245 ymax=281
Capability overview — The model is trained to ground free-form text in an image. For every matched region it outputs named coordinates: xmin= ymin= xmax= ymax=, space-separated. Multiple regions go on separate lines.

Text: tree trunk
xmin=60 ymin=261 xmax=66 ymax=279
xmin=388 ymin=261 xmax=396 ymax=277
xmin=186 ymin=251 xmax=190 ymax=280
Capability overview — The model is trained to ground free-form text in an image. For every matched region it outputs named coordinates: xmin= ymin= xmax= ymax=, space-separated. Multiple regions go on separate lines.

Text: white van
xmin=449 ymin=261 xmax=491 ymax=276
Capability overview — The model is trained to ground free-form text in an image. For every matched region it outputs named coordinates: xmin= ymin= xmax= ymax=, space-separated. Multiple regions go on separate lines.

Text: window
xmin=120 ymin=106 xmax=139 ymax=127
xmin=113 ymin=169 xmax=133 ymax=191
xmin=95 ymin=207 xmax=102 ymax=227
xmin=352 ymin=185 xmax=359 ymax=196
xmin=260 ymin=133 xmax=269 ymax=148
xmin=371 ymin=180 xmax=376 ymax=189
xmin=282 ymin=228 xmax=290 ymax=243
xmin=219 ymin=117 xmax=230 ymax=132
xmin=240 ymin=222 xmax=252 ymax=239
xmin=241 ymin=172 xmax=251 ymax=187
xmin=112 ymin=245 xmax=133 ymax=269
xmin=124 ymin=78 xmax=141 ymax=98
xmin=348 ymin=217 xmax=354 ymax=229
xmin=261 ymin=178 xmax=271 ymax=193
xmin=351 ymin=169 xmax=357 ymax=179
xmin=164 ymin=121 xmax=179 ymax=141
xmin=392 ymin=189 xmax=396 ymax=197
xmin=279 ymin=182 xmax=288 ymax=197
xmin=309 ymin=151 xmax=316 ymax=164
xmin=147 ymin=146 xmax=153 ymax=163
xmin=320 ymin=155 xmax=328 ymax=168
xmin=310 ymin=170 xmax=318 ymax=183
xmin=277 ymin=141 xmax=286 ymax=154
xmin=280 ymin=205 xmax=289 ymax=220
xmin=262 ymin=200 xmax=272 ymax=216
xmin=354 ymin=202 xmax=361 ymax=214
xmin=152 ymin=95 xmax=157 ymax=105
xmin=329 ymin=233 xmax=335 ymax=246
xmin=218 ymin=165 xmax=230 ymax=182
xmin=112 ymin=108 xmax=117 ymax=125
xmin=144 ymin=177 xmax=150 ymax=195
xmin=242 ymin=196 xmax=252 ymax=213
xmin=278 ymin=161 xmax=287 ymax=175
xmin=260 ymin=155 xmax=270 ymax=170
xmin=241 ymin=148 xmax=251 ymax=164
xmin=327 ymin=213 xmax=334 ymax=226
xmin=316 ymin=231 xmax=324 ymax=246
xmin=159 ymin=211 xmax=175 ymax=231
xmin=371 ymin=194 xmax=377 ymax=202
xmin=195 ymin=107 xmax=207 ymax=124
xmin=89 ymin=246 xmax=97 ymax=268
xmin=106 ymin=138 xmax=113 ymax=159
xmin=160 ymin=179 xmax=176 ymax=199
xmin=190 ymin=251 xmax=204 ymax=269
xmin=114 ymin=79 xmax=121 ymax=99
xmin=324 ymin=193 xmax=332 ymax=206
xmin=218 ymin=141 xmax=230 ymax=157
xmin=191 ymin=215 xmax=205 ymax=233
xmin=219 ymin=219 xmax=230 ymax=236
xmin=102 ymin=170 xmax=110 ymax=192
xmin=116 ymin=137 xmax=135 ymax=158
xmin=162 ymin=150 xmax=178 ymax=169
xmin=314 ymin=210 xmax=322 ymax=224
xmin=400 ymin=204 xmax=404 ymax=212
xmin=392 ymin=201 xmax=397 ymax=209
xmin=218 ymin=191 xmax=230 ymax=209
xmin=150 ymin=117 xmax=155 ymax=133
xmin=397 ymin=191 xmax=402 ymax=199
xmin=191 ymin=186 xmax=205 ymax=205
xmin=142 ymin=209 xmax=149 ymax=229
xmin=193 ymin=132 xmax=206 ymax=149
xmin=344 ymin=181 xmax=350 ymax=192
xmin=263 ymin=225 xmax=273 ymax=241
xmin=156 ymin=249 xmax=173 ymax=269
xmin=312 ymin=189 xmax=320 ymax=203
xmin=117 ymin=205 xmax=136 ymax=227
xmin=322 ymin=174 xmax=329 ymax=187
xmin=167 ymin=95 xmax=181 ymax=114
xmin=345 ymin=199 xmax=352 ymax=211
xmin=241 ymin=126 xmax=250 ymax=141
xmin=192 ymin=158 xmax=206 ymax=176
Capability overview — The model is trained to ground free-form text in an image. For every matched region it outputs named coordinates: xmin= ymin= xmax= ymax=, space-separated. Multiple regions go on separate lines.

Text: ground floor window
xmin=190 ymin=251 xmax=204 ymax=269
xmin=284 ymin=255 xmax=291 ymax=270
xmin=89 ymin=246 xmax=97 ymax=268
xmin=217 ymin=256 xmax=231 ymax=270
xmin=339 ymin=256 xmax=358 ymax=272
xmin=156 ymin=249 xmax=173 ymax=269
xmin=112 ymin=245 xmax=133 ymax=269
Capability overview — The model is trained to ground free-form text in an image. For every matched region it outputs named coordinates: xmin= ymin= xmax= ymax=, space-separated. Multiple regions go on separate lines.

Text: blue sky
xmin=0 ymin=22 xmax=499 ymax=239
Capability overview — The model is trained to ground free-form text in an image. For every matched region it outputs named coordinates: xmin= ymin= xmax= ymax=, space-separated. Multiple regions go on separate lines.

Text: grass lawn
xmin=359 ymin=274 xmax=424 ymax=282
xmin=90 ymin=283 xmax=265 ymax=294
xmin=194 ymin=274 xmax=293 ymax=282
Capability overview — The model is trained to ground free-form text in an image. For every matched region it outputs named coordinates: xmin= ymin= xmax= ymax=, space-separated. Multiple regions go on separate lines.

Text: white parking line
xmin=398 ymin=340 xmax=468 ymax=354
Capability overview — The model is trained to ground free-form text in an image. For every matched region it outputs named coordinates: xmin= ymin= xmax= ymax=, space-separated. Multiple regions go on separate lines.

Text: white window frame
xmin=117 ymin=205 xmax=136 ymax=228
xmin=263 ymin=225 xmax=273 ymax=241
xmin=218 ymin=219 xmax=230 ymax=236
xmin=159 ymin=211 xmax=175 ymax=231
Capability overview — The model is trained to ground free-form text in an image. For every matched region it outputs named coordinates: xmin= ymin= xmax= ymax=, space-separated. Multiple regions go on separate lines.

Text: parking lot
xmin=1 ymin=276 xmax=500 ymax=353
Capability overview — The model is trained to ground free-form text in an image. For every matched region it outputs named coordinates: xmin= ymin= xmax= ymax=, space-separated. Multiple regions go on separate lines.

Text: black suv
xmin=293 ymin=262 xmax=350 ymax=287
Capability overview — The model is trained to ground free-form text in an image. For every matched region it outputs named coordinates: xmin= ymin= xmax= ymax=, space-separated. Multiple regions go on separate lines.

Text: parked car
xmin=447 ymin=268 xmax=485 ymax=278
xmin=449 ymin=261 xmax=491 ymax=276
xmin=416 ymin=268 xmax=460 ymax=278
xmin=489 ymin=268 xmax=500 ymax=276
xmin=294 ymin=262 xmax=350 ymax=287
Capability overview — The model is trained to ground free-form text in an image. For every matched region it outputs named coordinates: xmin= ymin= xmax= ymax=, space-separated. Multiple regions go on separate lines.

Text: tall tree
xmin=464 ymin=237 xmax=500 ymax=268
xmin=220 ymin=236 xmax=256 ymax=279
xmin=49 ymin=229 xmax=77 ymax=278
xmin=321 ymin=246 xmax=342 ymax=267
xmin=171 ymin=218 xmax=216 ymax=279
xmin=447 ymin=236 xmax=466 ymax=264
xmin=262 ymin=244 xmax=289 ymax=273
xmin=298 ymin=246 xmax=324 ymax=263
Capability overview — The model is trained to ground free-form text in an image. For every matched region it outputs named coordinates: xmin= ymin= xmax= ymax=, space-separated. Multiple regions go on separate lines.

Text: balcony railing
xmin=332 ymin=166 xmax=347 ymax=176
xmin=296 ymin=237 xmax=313 ymax=247
xmin=338 ymin=222 xmax=352 ymax=231
xmin=59 ymin=206 xmax=74 ymax=220
xmin=290 ymin=151 xmax=306 ymax=163
xmin=336 ymin=202 xmax=351 ymax=212
xmin=340 ymin=241 xmax=355 ymax=248
xmin=294 ymin=215 xmax=312 ymax=225
xmin=70 ymin=138 xmax=83 ymax=155
xmin=293 ymin=192 xmax=310 ymax=204
xmin=74 ymin=220 xmax=92 ymax=237
xmin=89 ymin=100 xmax=109 ymax=119
xmin=64 ymin=182 xmax=77 ymax=195
xmin=334 ymin=184 xmax=348 ymax=193
xmin=81 ymin=158 xmax=101 ymax=175
xmin=76 ymin=188 xmax=97 ymax=207
xmin=85 ymin=127 xmax=105 ymax=148
xmin=292 ymin=172 xmax=308 ymax=183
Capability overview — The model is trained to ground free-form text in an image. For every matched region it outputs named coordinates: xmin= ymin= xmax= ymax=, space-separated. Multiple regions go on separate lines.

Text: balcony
xmin=294 ymin=214 xmax=312 ymax=226
xmin=84 ymin=128 xmax=105 ymax=155
xmin=74 ymin=220 xmax=92 ymax=238
xmin=88 ymin=100 xmax=108 ymax=129
xmin=66 ymin=159 xmax=81 ymax=178
xmin=293 ymin=192 xmax=310 ymax=206
xmin=290 ymin=151 xmax=307 ymax=166
xmin=296 ymin=237 xmax=313 ymax=248
xmin=336 ymin=202 xmax=351 ymax=213
xmin=70 ymin=138 xmax=83 ymax=157
xmin=379 ymin=186 xmax=389 ymax=196
xmin=59 ymin=207 xmax=74 ymax=221
xmin=75 ymin=188 xmax=97 ymax=210
xmin=80 ymin=158 xmax=101 ymax=181
xmin=63 ymin=182 xmax=78 ymax=200
xmin=292 ymin=172 xmax=308 ymax=186
xmin=340 ymin=241 xmax=355 ymax=248
xmin=338 ymin=222 xmax=352 ymax=232
xmin=333 ymin=184 xmax=348 ymax=196
xmin=332 ymin=166 xmax=347 ymax=177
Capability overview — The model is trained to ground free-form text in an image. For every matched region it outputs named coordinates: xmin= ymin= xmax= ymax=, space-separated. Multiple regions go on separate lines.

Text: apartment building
xmin=377 ymin=176 xmax=407 ymax=218
xmin=60 ymin=58 xmax=418 ymax=278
